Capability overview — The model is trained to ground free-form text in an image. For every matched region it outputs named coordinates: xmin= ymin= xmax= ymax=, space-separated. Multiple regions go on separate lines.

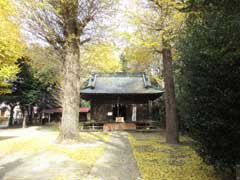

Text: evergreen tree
xmin=177 ymin=0 xmax=240 ymax=175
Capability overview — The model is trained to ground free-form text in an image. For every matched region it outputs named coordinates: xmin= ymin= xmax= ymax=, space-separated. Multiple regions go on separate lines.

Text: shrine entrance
xmin=112 ymin=104 xmax=127 ymax=122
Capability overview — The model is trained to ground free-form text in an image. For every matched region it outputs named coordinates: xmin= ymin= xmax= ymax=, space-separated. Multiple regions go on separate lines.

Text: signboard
xmin=107 ymin=112 xmax=113 ymax=116
xmin=116 ymin=117 xmax=124 ymax=123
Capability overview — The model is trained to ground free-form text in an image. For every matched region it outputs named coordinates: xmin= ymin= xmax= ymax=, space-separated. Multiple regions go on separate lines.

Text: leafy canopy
xmin=81 ymin=43 xmax=121 ymax=75
xmin=0 ymin=0 xmax=24 ymax=94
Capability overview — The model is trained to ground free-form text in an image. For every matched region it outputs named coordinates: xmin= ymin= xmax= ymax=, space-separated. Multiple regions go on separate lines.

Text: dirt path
xmin=87 ymin=132 xmax=141 ymax=180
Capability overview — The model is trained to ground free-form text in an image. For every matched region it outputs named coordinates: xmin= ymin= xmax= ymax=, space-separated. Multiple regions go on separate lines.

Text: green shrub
xmin=152 ymin=96 xmax=165 ymax=128
xmin=177 ymin=0 xmax=240 ymax=176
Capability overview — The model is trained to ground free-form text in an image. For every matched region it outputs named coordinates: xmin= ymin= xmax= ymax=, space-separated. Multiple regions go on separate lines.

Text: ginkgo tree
xmin=0 ymin=0 xmax=24 ymax=94
xmin=81 ymin=43 xmax=121 ymax=77
xmin=125 ymin=0 xmax=186 ymax=144
xmin=20 ymin=0 xmax=116 ymax=141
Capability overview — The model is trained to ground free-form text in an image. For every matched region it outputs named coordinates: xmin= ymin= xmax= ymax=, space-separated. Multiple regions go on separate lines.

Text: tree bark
xmin=21 ymin=108 xmax=27 ymax=128
xmin=29 ymin=105 xmax=33 ymax=125
xmin=59 ymin=41 xmax=80 ymax=141
xmin=162 ymin=48 xmax=179 ymax=144
xmin=9 ymin=105 xmax=15 ymax=127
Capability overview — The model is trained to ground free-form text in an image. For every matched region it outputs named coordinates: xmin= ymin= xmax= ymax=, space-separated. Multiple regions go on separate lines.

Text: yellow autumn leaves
xmin=128 ymin=133 xmax=222 ymax=180
xmin=81 ymin=43 xmax=121 ymax=75
xmin=0 ymin=0 xmax=25 ymax=94
xmin=0 ymin=131 xmax=111 ymax=164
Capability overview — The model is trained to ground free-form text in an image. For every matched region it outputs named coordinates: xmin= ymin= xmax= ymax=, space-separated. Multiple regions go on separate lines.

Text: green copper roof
xmin=80 ymin=72 xmax=164 ymax=95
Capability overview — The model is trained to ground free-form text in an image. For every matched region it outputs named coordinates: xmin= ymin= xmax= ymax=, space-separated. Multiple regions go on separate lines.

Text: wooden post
xmin=148 ymin=100 xmax=153 ymax=120
xmin=41 ymin=112 xmax=44 ymax=125
xmin=87 ymin=113 xmax=90 ymax=121
xmin=22 ymin=110 xmax=27 ymax=128
xmin=48 ymin=113 xmax=51 ymax=124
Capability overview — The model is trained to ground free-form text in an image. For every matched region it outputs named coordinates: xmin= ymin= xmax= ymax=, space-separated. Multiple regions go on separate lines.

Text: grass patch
xmin=128 ymin=132 xmax=222 ymax=180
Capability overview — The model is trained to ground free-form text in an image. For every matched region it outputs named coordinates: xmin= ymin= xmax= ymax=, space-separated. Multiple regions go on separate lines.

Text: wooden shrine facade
xmin=80 ymin=72 xmax=163 ymax=130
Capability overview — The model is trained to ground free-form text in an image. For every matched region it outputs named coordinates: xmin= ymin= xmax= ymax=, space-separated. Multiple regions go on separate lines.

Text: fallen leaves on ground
xmin=0 ymin=132 xmax=111 ymax=165
xmin=128 ymin=133 xmax=222 ymax=180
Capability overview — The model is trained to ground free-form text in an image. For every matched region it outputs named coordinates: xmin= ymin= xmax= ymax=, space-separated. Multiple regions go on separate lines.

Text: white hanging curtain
xmin=132 ymin=104 xmax=137 ymax=122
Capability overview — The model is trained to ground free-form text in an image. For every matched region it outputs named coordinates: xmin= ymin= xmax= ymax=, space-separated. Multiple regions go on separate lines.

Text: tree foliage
xmin=122 ymin=0 xmax=186 ymax=86
xmin=26 ymin=45 xmax=62 ymax=87
xmin=0 ymin=57 xmax=51 ymax=127
xmin=0 ymin=0 xmax=24 ymax=94
xmin=177 ymin=0 xmax=240 ymax=174
xmin=81 ymin=43 xmax=121 ymax=76
xmin=122 ymin=0 xmax=187 ymax=144
xmin=25 ymin=45 xmax=61 ymax=113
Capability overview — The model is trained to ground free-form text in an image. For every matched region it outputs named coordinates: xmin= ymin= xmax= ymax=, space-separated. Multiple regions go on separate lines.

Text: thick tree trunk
xmin=162 ymin=48 xmax=179 ymax=144
xmin=59 ymin=41 xmax=80 ymax=141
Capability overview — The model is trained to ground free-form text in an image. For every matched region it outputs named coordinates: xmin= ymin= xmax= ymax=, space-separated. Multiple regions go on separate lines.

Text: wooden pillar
xmin=87 ymin=113 xmax=90 ymax=121
xmin=148 ymin=100 xmax=153 ymax=120
xmin=48 ymin=113 xmax=51 ymax=123
xmin=91 ymin=102 xmax=96 ymax=121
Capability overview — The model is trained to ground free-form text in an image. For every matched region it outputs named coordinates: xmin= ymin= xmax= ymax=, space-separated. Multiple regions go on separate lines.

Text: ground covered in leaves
xmin=128 ymin=131 xmax=223 ymax=180
xmin=0 ymin=126 xmax=111 ymax=180
xmin=0 ymin=127 xmax=224 ymax=180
